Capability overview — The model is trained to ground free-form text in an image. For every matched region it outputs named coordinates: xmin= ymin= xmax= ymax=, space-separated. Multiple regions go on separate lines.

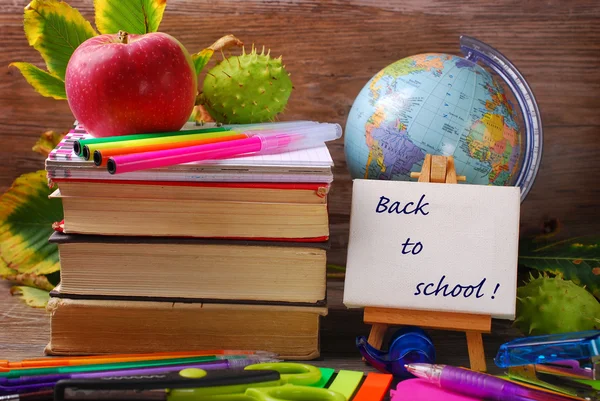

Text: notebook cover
xmin=49 ymin=231 xmax=331 ymax=249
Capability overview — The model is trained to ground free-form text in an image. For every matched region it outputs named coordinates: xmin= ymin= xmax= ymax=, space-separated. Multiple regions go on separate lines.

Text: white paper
xmin=343 ymin=179 xmax=520 ymax=319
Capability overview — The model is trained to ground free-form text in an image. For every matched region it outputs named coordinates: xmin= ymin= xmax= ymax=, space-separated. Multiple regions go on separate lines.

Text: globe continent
xmin=344 ymin=53 xmax=522 ymax=186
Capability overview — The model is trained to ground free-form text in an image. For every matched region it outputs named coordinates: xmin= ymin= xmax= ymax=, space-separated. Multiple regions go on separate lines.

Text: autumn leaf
xmin=94 ymin=0 xmax=167 ymax=34
xmin=32 ymin=130 xmax=68 ymax=157
xmin=10 ymin=286 xmax=50 ymax=308
xmin=9 ymin=62 xmax=66 ymax=100
xmin=23 ymin=0 xmax=98 ymax=80
xmin=192 ymin=34 xmax=243 ymax=76
xmin=519 ymin=236 xmax=600 ymax=299
xmin=0 ymin=171 xmax=63 ymax=277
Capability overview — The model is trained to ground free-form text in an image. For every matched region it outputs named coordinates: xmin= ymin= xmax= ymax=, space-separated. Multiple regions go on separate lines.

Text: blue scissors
xmin=54 ymin=362 xmax=346 ymax=401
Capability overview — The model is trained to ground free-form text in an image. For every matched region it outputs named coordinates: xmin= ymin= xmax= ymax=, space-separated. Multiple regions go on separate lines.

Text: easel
xmin=362 ymin=154 xmax=492 ymax=372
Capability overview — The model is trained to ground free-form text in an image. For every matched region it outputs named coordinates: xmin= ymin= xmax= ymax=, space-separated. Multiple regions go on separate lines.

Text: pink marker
xmin=107 ymin=123 xmax=342 ymax=175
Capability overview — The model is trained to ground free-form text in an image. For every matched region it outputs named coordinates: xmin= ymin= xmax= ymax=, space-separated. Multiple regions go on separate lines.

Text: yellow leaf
xmin=23 ymin=0 xmax=97 ymax=80
xmin=10 ymin=286 xmax=50 ymax=308
xmin=94 ymin=0 xmax=167 ymax=34
xmin=32 ymin=129 xmax=68 ymax=157
xmin=192 ymin=34 xmax=243 ymax=76
xmin=0 ymin=171 xmax=63 ymax=276
xmin=9 ymin=62 xmax=66 ymax=99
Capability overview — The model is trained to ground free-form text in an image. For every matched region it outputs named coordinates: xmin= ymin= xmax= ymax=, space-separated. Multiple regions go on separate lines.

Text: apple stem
xmin=118 ymin=30 xmax=129 ymax=44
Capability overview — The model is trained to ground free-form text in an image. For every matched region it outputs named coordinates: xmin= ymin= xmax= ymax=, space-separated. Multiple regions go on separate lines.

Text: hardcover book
xmin=46 ymin=293 xmax=327 ymax=360
xmin=50 ymin=231 xmax=329 ymax=304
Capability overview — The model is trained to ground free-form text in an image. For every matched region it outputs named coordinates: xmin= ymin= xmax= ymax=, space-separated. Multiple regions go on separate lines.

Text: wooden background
xmin=1 ymin=0 xmax=600 ymax=267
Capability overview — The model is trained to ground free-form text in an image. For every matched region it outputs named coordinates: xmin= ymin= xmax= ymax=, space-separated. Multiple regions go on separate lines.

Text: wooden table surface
xmin=0 ymin=279 xmax=519 ymax=375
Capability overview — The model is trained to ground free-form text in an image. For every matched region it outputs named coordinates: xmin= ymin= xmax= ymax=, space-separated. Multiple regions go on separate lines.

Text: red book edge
xmin=50 ymin=220 xmax=328 ymax=243
xmin=51 ymin=178 xmax=330 ymax=196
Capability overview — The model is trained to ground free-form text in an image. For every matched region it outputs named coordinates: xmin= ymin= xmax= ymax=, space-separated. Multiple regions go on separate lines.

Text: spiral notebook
xmin=46 ymin=122 xmax=335 ymax=184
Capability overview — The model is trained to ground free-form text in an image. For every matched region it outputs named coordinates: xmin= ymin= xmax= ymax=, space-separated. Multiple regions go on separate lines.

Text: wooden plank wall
xmin=1 ymin=0 xmax=599 ymax=265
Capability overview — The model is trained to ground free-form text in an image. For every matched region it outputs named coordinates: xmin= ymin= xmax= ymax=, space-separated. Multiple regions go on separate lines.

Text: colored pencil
xmin=93 ymin=133 xmax=247 ymax=166
xmin=0 ymin=357 xmax=278 ymax=393
xmin=0 ymin=350 xmax=274 ymax=371
xmin=0 ymin=355 xmax=267 ymax=378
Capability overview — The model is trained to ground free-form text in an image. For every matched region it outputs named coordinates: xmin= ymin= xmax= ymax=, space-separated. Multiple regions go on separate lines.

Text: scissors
xmin=54 ymin=362 xmax=346 ymax=401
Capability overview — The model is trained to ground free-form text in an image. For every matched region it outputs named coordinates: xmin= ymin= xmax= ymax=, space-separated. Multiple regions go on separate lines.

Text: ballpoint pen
xmin=107 ymin=122 xmax=342 ymax=175
xmin=405 ymin=363 xmax=575 ymax=401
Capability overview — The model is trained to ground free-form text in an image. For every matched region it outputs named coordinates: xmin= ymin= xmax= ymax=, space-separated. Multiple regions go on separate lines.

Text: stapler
xmin=507 ymin=358 xmax=599 ymax=401
xmin=495 ymin=331 xmax=600 ymax=401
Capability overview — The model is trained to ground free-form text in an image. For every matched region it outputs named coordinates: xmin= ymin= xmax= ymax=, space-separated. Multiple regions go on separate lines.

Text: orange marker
xmin=93 ymin=133 xmax=247 ymax=166
xmin=0 ymin=349 xmax=274 ymax=371
xmin=352 ymin=372 xmax=393 ymax=401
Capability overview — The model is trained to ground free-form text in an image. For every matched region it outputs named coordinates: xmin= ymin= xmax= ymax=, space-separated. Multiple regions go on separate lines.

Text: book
xmin=46 ymin=294 xmax=327 ymax=360
xmin=46 ymin=123 xmax=334 ymax=184
xmin=51 ymin=188 xmax=329 ymax=240
xmin=51 ymin=180 xmax=329 ymax=205
xmin=50 ymin=231 xmax=328 ymax=304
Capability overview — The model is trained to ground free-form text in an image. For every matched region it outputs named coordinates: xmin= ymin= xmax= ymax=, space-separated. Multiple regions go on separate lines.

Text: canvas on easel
xmin=343 ymin=154 xmax=521 ymax=371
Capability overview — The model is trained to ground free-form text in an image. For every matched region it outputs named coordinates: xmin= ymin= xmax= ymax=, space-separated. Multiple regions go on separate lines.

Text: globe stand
xmin=361 ymin=154 xmax=491 ymax=372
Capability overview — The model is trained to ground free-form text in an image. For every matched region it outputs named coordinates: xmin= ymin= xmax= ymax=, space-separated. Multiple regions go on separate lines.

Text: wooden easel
xmin=362 ymin=154 xmax=491 ymax=372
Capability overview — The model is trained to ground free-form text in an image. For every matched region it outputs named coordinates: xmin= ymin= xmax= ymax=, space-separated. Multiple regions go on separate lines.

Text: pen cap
xmin=226 ymin=121 xmax=318 ymax=132
xmin=254 ymin=123 xmax=343 ymax=152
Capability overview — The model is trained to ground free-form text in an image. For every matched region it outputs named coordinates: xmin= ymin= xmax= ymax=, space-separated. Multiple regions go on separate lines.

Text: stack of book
xmin=45 ymin=122 xmax=334 ymax=360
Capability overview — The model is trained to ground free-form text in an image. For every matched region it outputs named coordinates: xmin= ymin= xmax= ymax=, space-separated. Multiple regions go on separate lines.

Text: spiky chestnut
xmin=514 ymin=273 xmax=600 ymax=335
xmin=200 ymin=45 xmax=293 ymax=124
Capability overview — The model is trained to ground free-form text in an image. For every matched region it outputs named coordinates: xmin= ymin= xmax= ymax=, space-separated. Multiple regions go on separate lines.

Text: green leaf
xmin=23 ymin=0 xmax=97 ymax=80
xmin=519 ymin=236 xmax=600 ymax=299
xmin=94 ymin=0 xmax=167 ymax=34
xmin=192 ymin=34 xmax=243 ymax=76
xmin=10 ymin=286 xmax=50 ymax=308
xmin=192 ymin=49 xmax=215 ymax=77
xmin=0 ymin=171 xmax=63 ymax=276
xmin=9 ymin=62 xmax=66 ymax=100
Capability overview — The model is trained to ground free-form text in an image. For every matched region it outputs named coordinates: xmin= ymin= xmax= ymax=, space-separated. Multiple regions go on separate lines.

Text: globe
xmin=345 ymin=52 xmax=527 ymax=189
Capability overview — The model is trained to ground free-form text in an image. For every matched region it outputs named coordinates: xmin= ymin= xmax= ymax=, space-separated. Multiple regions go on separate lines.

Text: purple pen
xmin=0 ymin=356 xmax=276 ymax=395
xmin=406 ymin=363 xmax=573 ymax=401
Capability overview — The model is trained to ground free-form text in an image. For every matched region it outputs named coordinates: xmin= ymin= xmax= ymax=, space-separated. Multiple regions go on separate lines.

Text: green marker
xmin=73 ymin=127 xmax=230 ymax=157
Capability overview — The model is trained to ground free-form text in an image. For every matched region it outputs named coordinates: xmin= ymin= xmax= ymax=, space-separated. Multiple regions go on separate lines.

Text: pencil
xmin=0 ymin=350 xmax=274 ymax=371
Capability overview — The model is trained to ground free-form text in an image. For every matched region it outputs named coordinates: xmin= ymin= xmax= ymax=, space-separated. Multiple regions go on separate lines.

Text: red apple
xmin=65 ymin=31 xmax=197 ymax=138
